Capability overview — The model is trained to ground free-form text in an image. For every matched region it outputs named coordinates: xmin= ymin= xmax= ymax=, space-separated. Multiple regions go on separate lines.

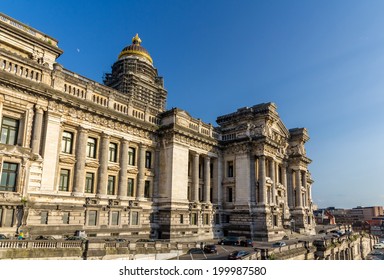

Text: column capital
xmin=35 ymin=105 xmax=46 ymax=114
xmin=101 ymin=133 xmax=110 ymax=139
xmin=78 ymin=125 xmax=89 ymax=133
xmin=121 ymin=138 xmax=130 ymax=145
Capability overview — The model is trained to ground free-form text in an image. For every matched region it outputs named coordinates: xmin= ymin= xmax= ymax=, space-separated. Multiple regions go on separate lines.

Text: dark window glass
xmin=0 ymin=162 xmax=18 ymax=192
xmin=145 ymin=151 xmax=152 ymax=168
xmin=85 ymin=172 xmax=94 ymax=193
xmin=59 ymin=169 xmax=70 ymax=191
xmin=128 ymin=147 xmax=136 ymax=165
xmin=61 ymin=131 xmax=73 ymax=154
xmin=127 ymin=178 xmax=135 ymax=197
xmin=107 ymin=175 xmax=115 ymax=195
xmin=86 ymin=137 xmax=97 ymax=158
xmin=1 ymin=117 xmax=19 ymax=145
xmin=227 ymin=161 xmax=234 ymax=177
xmin=109 ymin=143 xmax=117 ymax=162
xmin=144 ymin=180 xmax=151 ymax=198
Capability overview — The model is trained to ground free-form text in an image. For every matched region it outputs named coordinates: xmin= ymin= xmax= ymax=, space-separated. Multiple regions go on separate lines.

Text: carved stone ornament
xmin=59 ymin=155 xmax=76 ymax=164
xmin=85 ymin=160 xmax=100 ymax=168
xmin=108 ymin=164 xmax=121 ymax=172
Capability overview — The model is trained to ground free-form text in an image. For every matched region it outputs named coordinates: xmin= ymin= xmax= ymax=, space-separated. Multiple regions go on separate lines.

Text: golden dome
xmin=118 ymin=34 xmax=153 ymax=64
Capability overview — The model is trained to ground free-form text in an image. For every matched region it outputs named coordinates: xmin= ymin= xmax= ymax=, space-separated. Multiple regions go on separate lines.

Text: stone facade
xmin=0 ymin=12 xmax=315 ymax=241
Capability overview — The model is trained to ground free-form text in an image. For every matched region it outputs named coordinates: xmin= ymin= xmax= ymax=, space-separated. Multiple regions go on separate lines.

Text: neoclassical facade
xmin=0 ymin=13 xmax=315 ymax=241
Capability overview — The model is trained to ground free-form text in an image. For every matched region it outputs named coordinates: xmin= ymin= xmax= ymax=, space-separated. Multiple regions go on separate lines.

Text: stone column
xmin=97 ymin=133 xmax=110 ymax=196
xmin=136 ymin=143 xmax=146 ymax=199
xmin=153 ymin=147 xmax=160 ymax=202
xmin=295 ymin=169 xmax=302 ymax=208
xmin=118 ymin=138 xmax=129 ymax=198
xmin=0 ymin=95 xmax=4 ymax=129
xmin=282 ymin=163 xmax=289 ymax=216
xmin=204 ymin=156 xmax=211 ymax=202
xmin=217 ymin=153 xmax=223 ymax=206
xmin=73 ymin=126 xmax=88 ymax=195
xmin=258 ymin=156 xmax=266 ymax=205
xmin=270 ymin=159 xmax=276 ymax=205
xmin=192 ymin=152 xmax=199 ymax=202
xmin=302 ymin=171 xmax=309 ymax=207
xmin=250 ymin=154 xmax=256 ymax=204
xmin=31 ymin=106 xmax=44 ymax=154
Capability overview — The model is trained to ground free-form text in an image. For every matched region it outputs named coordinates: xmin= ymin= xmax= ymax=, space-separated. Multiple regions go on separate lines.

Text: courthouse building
xmin=0 ymin=13 xmax=315 ymax=241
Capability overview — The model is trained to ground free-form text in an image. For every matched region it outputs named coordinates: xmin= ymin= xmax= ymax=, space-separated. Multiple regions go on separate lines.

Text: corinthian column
xmin=31 ymin=106 xmax=44 ymax=154
xmin=204 ymin=156 xmax=211 ymax=202
xmin=97 ymin=133 xmax=110 ymax=196
xmin=73 ymin=126 xmax=88 ymax=195
xmin=118 ymin=138 xmax=129 ymax=198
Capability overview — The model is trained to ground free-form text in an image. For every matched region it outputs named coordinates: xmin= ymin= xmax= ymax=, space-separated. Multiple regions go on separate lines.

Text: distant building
xmin=0 ymin=12 xmax=316 ymax=241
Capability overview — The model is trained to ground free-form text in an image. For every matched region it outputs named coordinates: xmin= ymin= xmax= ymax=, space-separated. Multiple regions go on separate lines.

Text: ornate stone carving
xmin=59 ymin=155 xmax=76 ymax=164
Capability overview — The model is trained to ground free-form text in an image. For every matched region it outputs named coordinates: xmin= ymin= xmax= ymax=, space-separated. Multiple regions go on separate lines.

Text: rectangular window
xmin=86 ymin=137 xmax=97 ymax=158
xmin=111 ymin=211 xmax=119 ymax=226
xmin=145 ymin=151 xmax=152 ymax=168
xmin=190 ymin=213 xmax=197 ymax=225
xmin=62 ymin=212 xmax=70 ymax=224
xmin=128 ymin=147 xmax=136 ymax=165
xmin=215 ymin=214 xmax=220 ymax=225
xmin=88 ymin=210 xmax=97 ymax=226
xmin=227 ymin=161 xmax=234 ymax=177
xmin=107 ymin=175 xmax=116 ymax=195
xmin=59 ymin=169 xmax=70 ymax=191
xmin=273 ymin=215 xmax=278 ymax=227
xmin=210 ymin=163 xmax=213 ymax=178
xmin=1 ymin=117 xmax=19 ymax=145
xmin=144 ymin=180 xmax=151 ymax=198
xmin=127 ymin=178 xmax=135 ymax=197
xmin=227 ymin=187 xmax=233 ymax=202
xmin=40 ymin=211 xmax=48 ymax=224
xmin=203 ymin=214 xmax=209 ymax=225
xmin=0 ymin=162 xmax=18 ymax=192
xmin=131 ymin=211 xmax=139 ymax=225
xmin=180 ymin=214 xmax=184 ymax=224
xmin=85 ymin=172 xmax=94 ymax=193
xmin=61 ymin=131 xmax=73 ymax=154
xmin=109 ymin=143 xmax=117 ymax=162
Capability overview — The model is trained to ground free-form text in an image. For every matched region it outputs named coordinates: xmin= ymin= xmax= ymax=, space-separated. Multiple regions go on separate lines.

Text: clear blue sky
xmin=3 ymin=1 xmax=384 ymax=209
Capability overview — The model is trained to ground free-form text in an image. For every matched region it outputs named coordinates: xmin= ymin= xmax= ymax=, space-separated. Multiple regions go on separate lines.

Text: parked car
xmin=373 ymin=243 xmax=384 ymax=249
xmin=0 ymin=234 xmax=8 ymax=240
xmin=203 ymin=244 xmax=217 ymax=253
xmin=218 ymin=236 xmax=245 ymax=246
xmin=272 ymin=241 xmax=286 ymax=247
xmin=240 ymin=239 xmax=254 ymax=247
xmin=227 ymin=250 xmax=249 ymax=260
xmin=35 ymin=235 xmax=56 ymax=240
